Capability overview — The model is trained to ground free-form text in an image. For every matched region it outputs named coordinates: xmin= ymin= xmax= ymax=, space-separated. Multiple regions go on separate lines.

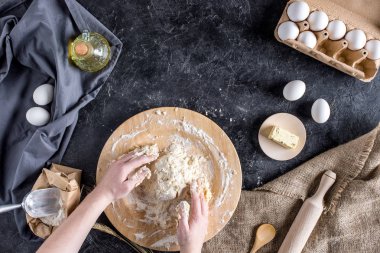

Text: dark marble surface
xmin=2 ymin=0 xmax=380 ymax=252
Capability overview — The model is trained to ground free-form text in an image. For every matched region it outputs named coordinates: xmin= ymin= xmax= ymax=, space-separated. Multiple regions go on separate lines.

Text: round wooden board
xmin=258 ymin=113 xmax=306 ymax=161
xmin=96 ymin=107 xmax=242 ymax=251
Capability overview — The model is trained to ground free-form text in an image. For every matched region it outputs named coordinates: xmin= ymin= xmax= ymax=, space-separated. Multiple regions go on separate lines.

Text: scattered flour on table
xmin=257 ymin=176 xmax=263 ymax=186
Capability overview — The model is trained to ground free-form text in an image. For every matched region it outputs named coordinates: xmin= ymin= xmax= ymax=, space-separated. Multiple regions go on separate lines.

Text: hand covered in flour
xmin=95 ymin=152 xmax=156 ymax=203
xmin=177 ymin=188 xmax=209 ymax=253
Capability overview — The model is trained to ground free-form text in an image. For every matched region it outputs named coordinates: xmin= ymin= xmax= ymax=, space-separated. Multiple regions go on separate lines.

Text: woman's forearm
xmin=37 ymin=188 xmax=110 ymax=253
xmin=37 ymin=154 xmax=157 ymax=252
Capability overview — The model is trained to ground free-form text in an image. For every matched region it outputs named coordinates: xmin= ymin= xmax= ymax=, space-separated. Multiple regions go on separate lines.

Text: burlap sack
xmin=204 ymin=124 xmax=380 ymax=253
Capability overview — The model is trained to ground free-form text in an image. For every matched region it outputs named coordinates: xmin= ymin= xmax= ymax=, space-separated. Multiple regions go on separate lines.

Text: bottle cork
xmin=74 ymin=42 xmax=89 ymax=56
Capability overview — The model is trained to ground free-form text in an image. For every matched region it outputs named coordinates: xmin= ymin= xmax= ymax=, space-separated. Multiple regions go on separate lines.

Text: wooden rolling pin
xmin=278 ymin=170 xmax=336 ymax=253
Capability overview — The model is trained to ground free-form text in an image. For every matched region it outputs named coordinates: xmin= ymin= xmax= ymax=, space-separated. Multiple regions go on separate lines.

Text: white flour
xmin=134 ymin=232 xmax=145 ymax=241
xmin=111 ymin=130 xmax=145 ymax=153
xmin=150 ymin=235 xmax=178 ymax=249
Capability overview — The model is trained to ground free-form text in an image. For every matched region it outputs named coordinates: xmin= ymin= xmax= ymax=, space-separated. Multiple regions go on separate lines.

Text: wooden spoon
xmin=250 ymin=224 xmax=276 ymax=253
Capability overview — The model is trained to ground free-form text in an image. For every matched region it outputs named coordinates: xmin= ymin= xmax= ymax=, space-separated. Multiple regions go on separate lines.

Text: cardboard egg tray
xmin=275 ymin=0 xmax=380 ymax=82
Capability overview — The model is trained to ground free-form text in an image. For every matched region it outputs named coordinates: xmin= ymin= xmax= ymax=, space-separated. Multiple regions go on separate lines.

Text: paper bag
xmin=26 ymin=164 xmax=82 ymax=239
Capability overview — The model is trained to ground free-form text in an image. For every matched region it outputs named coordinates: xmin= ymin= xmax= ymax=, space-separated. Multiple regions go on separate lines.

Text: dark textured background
xmin=2 ymin=0 xmax=380 ymax=252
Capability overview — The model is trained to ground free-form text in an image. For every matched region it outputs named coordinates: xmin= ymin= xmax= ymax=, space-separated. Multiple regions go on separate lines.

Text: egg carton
xmin=275 ymin=0 xmax=380 ymax=82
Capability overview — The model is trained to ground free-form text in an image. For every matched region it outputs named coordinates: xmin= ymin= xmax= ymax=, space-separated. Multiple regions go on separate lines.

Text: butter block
xmin=268 ymin=125 xmax=299 ymax=149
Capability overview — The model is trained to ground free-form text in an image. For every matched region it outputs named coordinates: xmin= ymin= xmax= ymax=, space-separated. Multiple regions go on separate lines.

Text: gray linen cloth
xmin=0 ymin=0 xmax=122 ymax=239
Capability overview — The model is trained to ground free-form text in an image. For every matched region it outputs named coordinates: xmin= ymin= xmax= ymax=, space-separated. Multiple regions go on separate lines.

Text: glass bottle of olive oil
xmin=69 ymin=30 xmax=111 ymax=72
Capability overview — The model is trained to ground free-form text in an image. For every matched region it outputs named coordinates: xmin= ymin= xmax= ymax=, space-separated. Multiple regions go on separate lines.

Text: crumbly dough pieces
xmin=191 ymin=177 xmax=212 ymax=202
xmin=130 ymin=166 xmax=152 ymax=187
xmin=133 ymin=144 xmax=159 ymax=159
xmin=127 ymin=137 xmax=212 ymax=229
xmin=150 ymin=141 xmax=211 ymax=201
xmin=176 ymin=201 xmax=190 ymax=219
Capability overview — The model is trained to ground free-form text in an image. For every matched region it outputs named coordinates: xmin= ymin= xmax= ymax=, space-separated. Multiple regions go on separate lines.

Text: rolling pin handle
xmin=312 ymin=170 xmax=336 ymax=203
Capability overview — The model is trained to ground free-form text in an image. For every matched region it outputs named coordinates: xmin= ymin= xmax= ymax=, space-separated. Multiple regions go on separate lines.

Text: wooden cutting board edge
xmin=96 ymin=107 xmax=242 ymax=251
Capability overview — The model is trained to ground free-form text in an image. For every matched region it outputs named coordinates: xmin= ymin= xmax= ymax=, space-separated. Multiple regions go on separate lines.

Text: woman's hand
xmin=95 ymin=152 xmax=156 ymax=203
xmin=177 ymin=188 xmax=209 ymax=253
xmin=38 ymin=151 xmax=156 ymax=253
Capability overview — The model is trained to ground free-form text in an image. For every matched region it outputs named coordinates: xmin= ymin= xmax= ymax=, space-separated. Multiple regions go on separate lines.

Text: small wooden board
xmin=96 ymin=107 xmax=242 ymax=251
xmin=258 ymin=113 xmax=306 ymax=161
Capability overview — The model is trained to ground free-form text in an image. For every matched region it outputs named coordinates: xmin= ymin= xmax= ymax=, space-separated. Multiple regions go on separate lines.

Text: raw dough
xmin=130 ymin=166 xmax=152 ymax=187
xmin=126 ymin=145 xmax=157 ymax=187
xmin=132 ymin=144 xmax=159 ymax=159
xmin=150 ymin=140 xmax=210 ymax=201
xmin=176 ymin=201 xmax=190 ymax=219
xmin=127 ymin=136 xmax=212 ymax=229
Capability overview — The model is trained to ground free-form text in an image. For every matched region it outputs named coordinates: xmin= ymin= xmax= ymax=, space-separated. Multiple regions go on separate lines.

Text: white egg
xmin=297 ymin=31 xmax=317 ymax=48
xmin=364 ymin=40 xmax=380 ymax=60
xmin=283 ymin=80 xmax=306 ymax=101
xmin=345 ymin=29 xmax=367 ymax=51
xmin=287 ymin=1 xmax=310 ymax=22
xmin=326 ymin=20 xmax=346 ymax=40
xmin=311 ymin=99 xmax=330 ymax=124
xmin=26 ymin=107 xmax=50 ymax=126
xmin=33 ymin=84 xmax=54 ymax=106
xmin=307 ymin=11 xmax=329 ymax=31
xmin=278 ymin=21 xmax=299 ymax=41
